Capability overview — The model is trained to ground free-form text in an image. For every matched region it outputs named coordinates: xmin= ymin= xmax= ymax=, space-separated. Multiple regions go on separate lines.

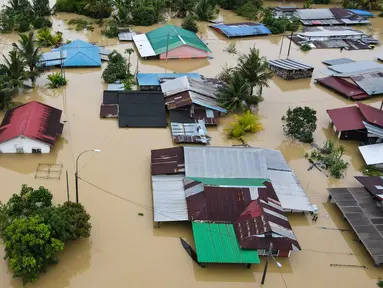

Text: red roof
xmin=327 ymin=106 xmax=365 ymax=131
xmin=357 ymin=102 xmax=383 ymax=127
xmin=0 ymin=101 xmax=63 ymax=146
xmin=151 ymin=147 xmax=185 ymax=175
xmin=316 ymin=77 xmax=369 ymax=100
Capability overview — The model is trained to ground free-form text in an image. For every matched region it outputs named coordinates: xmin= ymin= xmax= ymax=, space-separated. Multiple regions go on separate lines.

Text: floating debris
xmin=330 ymin=264 xmax=368 ymax=269
xmin=138 ymin=213 xmax=144 ymax=216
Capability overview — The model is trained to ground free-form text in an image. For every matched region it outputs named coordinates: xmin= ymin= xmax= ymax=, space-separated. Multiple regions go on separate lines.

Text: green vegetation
xmin=102 ymin=50 xmax=134 ymax=85
xmin=377 ymin=280 xmax=383 ymax=287
xmin=130 ymin=0 xmax=166 ymax=26
xmin=37 ymin=28 xmax=63 ymax=47
xmin=0 ymin=185 xmax=91 ymax=284
xmin=303 ymin=0 xmax=312 ymax=8
xmin=113 ymin=0 xmax=131 ymax=26
xmin=313 ymin=0 xmax=331 ymax=3
xmin=307 ymin=140 xmax=349 ymax=178
xmin=342 ymin=0 xmax=380 ymax=10
xmin=236 ymin=0 xmax=262 ymax=20
xmin=47 ymin=73 xmax=68 ymax=88
xmin=360 ymin=165 xmax=383 ymax=176
xmin=13 ymin=32 xmax=43 ymax=84
xmin=102 ymin=20 xmax=119 ymax=38
xmin=300 ymin=44 xmax=312 ymax=52
xmin=0 ymin=0 xmax=52 ymax=33
xmin=226 ymin=110 xmax=264 ymax=140
xmin=194 ymin=0 xmax=217 ymax=21
xmin=225 ymin=43 xmax=237 ymax=54
xmin=173 ymin=0 xmax=196 ymax=18
xmin=55 ymin=0 xmax=112 ymax=19
xmin=182 ymin=15 xmax=199 ymax=33
xmin=67 ymin=19 xmax=94 ymax=31
xmin=217 ymin=48 xmax=271 ymax=111
xmin=262 ymin=8 xmax=300 ymax=34
xmin=282 ymin=106 xmax=317 ymax=143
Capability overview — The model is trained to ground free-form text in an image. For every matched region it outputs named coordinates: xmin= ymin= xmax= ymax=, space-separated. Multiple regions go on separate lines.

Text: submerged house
xmin=272 ymin=6 xmax=297 ymax=19
xmin=133 ymin=24 xmax=211 ymax=59
xmin=327 ymin=102 xmax=383 ymax=141
xmin=359 ymin=143 xmax=383 ymax=170
xmin=40 ymin=40 xmax=109 ymax=67
xmin=316 ymin=60 xmax=383 ymax=100
xmin=0 ymin=101 xmax=63 ymax=153
xmin=136 ymin=73 xmax=202 ymax=91
xmin=268 ymin=59 xmax=314 ymax=80
xmin=328 ymin=180 xmax=383 ymax=266
xmin=209 ymin=23 xmax=271 ymax=38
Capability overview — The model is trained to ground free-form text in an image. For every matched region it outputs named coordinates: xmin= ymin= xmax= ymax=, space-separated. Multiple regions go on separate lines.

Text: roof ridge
xmin=21 ymin=101 xmax=38 ymax=136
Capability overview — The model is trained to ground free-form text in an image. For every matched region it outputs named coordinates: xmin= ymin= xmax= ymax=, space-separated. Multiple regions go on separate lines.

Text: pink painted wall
xmin=159 ymin=45 xmax=208 ymax=59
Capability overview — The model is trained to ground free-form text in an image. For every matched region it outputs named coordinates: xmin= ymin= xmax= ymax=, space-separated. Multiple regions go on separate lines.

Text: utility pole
xmin=261 ymin=243 xmax=273 ymax=285
xmin=279 ymin=33 xmax=285 ymax=59
xmin=287 ymin=31 xmax=293 ymax=59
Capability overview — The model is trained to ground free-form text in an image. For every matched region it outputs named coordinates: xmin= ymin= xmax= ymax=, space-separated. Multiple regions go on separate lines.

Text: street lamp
xmin=75 ymin=149 xmax=101 ymax=203
xmin=261 ymin=242 xmax=282 ymax=285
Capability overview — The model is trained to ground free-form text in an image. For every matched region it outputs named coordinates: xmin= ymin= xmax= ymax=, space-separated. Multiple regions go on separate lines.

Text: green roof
xmin=192 ymin=222 xmax=260 ymax=264
xmin=187 ymin=177 xmax=269 ymax=187
xmin=146 ymin=24 xmax=211 ymax=55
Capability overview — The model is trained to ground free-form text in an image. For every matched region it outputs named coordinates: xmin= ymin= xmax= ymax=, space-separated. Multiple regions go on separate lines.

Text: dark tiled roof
xmin=355 ymin=176 xmax=383 ymax=199
xmin=327 ymin=106 xmax=365 ymax=131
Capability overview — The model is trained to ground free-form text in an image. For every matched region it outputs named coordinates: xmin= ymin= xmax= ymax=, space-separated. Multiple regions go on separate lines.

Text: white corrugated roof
xmin=151 ymin=175 xmax=188 ymax=222
xmin=359 ymin=143 xmax=383 ymax=165
xmin=133 ymin=34 xmax=156 ymax=57
xmin=329 ymin=60 xmax=382 ymax=74
xmin=294 ymin=8 xmax=334 ymax=20
xmin=298 ymin=29 xmax=363 ymax=38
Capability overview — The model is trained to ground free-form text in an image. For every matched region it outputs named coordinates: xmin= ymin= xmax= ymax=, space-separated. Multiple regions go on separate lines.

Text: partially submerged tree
xmin=37 ymin=28 xmax=63 ymax=47
xmin=226 ymin=110 xmax=264 ymax=141
xmin=102 ymin=50 xmax=132 ymax=84
xmin=194 ymin=0 xmax=217 ymax=21
xmin=174 ymin=0 xmax=196 ymax=18
xmin=182 ymin=15 xmax=199 ymax=33
xmin=282 ymin=106 xmax=317 ymax=143
xmin=13 ymin=32 xmax=43 ymax=84
xmin=47 ymin=73 xmax=67 ymax=88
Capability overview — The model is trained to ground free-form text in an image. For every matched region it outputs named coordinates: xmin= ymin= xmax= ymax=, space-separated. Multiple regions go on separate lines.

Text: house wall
xmin=0 ymin=136 xmax=50 ymax=153
xmin=159 ymin=45 xmax=208 ymax=59
xmin=339 ymin=130 xmax=367 ymax=141
xmin=257 ymin=249 xmax=291 ymax=257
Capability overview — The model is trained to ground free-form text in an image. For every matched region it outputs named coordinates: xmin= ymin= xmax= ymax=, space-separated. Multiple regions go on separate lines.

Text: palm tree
xmin=84 ymin=0 xmax=113 ymax=19
xmin=32 ymin=0 xmax=51 ymax=17
xmin=194 ymin=0 xmax=216 ymax=21
xmin=226 ymin=110 xmax=263 ymax=141
xmin=125 ymin=48 xmax=134 ymax=74
xmin=174 ymin=0 xmax=195 ymax=18
xmin=217 ymin=71 xmax=251 ymax=112
xmin=112 ymin=0 xmax=131 ymax=25
xmin=236 ymin=47 xmax=273 ymax=97
xmin=37 ymin=28 xmax=63 ymax=47
xmin=13 ymin=32 xmax=43 ymax=84
xmin=6 ymin=0 xmax=32 ymax=14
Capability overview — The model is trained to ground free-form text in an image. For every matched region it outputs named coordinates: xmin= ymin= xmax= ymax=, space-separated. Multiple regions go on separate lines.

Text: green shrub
xmin=182 ymin=15 xmax=198 ymax=33
xmin=37 ymin=28 xmax=63 ymax=47
xmin=32 ymin=17 xmax=52 ymax=29
xmin=47 ymin=73 xmax=67 ymax=88
xmin=102 ymin=21 xmax=119 ymax=38
xmin=16 ymin=20 xmax=31 ymax=32
xmin=102 ymin=51 xmax=129 ymax=83
xmin=225 ymin=43 xmax=237 ymax=54
xmin=236 ymin=0 xmax=261 ymax=20
xmin=300 ymin=44 xmax=312 ymax=51
xmin=360 ymin=165 xmax=383 ymax=176
xmin=131 ymin=5 xmax=157 ymax=26
xmin=378 ymin=280 xmax=383 ymax=287
xmin=282 ymin=106 xmax=317 ymax=143
xmin=226 ymin=110 xmax=264 ymax=140
xmin=67 ymin=18 xmax=93 ymax=31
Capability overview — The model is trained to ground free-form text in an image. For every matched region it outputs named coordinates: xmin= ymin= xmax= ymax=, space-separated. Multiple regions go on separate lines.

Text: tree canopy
xmin=0 ymin=185 xmax=92 ymax=284
xmin=282 ymin=106 xmax=317 ymax=143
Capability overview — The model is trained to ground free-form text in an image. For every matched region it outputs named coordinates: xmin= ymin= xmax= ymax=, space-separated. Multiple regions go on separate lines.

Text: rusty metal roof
xmin=327 ymin=106 xmax=365 ymax=131
xmin=316 ymin=76 xmax=369 ymax=100
xmin=151 ymin=147 xmax=185 ymax=175
xmin=185 ymin=183 xmax=252 ymax=222
xmin=100 ymin=104 xmax=118 ymax=118
xmin=357 ymin=102 xmax=383 ymax=127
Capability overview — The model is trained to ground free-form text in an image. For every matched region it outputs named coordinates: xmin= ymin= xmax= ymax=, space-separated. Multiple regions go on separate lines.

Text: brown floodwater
xmin=0 ymin=1 xmax=383 ymax=287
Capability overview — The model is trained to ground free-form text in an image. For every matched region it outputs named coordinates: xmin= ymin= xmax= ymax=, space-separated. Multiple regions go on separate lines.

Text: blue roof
xmin=53 ymin=40 xmax=101 ymax=67
xmin=136 ymin=73 xmax=201 ymax=86
xmin=347 ymin=9 xmax=374 ymax=18
xmin=210 ymin=23 xmax=271 ymax=38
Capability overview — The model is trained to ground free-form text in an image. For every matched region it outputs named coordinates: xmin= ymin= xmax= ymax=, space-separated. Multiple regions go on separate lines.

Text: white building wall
xmin=0 ymin=136 xmax=50 ymax=153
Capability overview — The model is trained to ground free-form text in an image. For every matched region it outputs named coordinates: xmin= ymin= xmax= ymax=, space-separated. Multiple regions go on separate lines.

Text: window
xmin=271 ymin=249 xmax=279 ymax=256
xmin=32 ymin=148 xmax=42 ymax=154
xmin=15 ymin=146 xmax=23 ymax=153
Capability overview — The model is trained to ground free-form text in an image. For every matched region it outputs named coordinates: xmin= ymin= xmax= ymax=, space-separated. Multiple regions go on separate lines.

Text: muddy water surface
xmin=0 ymin=1 xmax=383 ymax=287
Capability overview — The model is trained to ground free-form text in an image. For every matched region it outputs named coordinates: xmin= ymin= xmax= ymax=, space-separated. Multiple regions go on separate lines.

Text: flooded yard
xmin=0 ymin=1 xmax=383 ymax=287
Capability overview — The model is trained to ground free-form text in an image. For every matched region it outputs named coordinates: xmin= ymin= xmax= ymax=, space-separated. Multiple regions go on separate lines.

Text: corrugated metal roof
xmin=363 ymin=121 xmax=383 ymax=138
xmin=186 ymin=177 xmax=269 ymax=186
xmin=346 ymin=9 xmax=374 ymax=17
xmin=268 ymin=59 xmax=313 ymax=71
xmin=98 ymin=47 xmax=111 ymax=56
xmin=118 ymin=31 xmax=137 ymax=41
xmin=274 ymin=6 xmax=296 ymax=12
xmin=192 ymin=222 xmax=260 ymax=263
xmin=210 ymin=23 xmax=271 ymax=38
xmin=152 ymin=175 xmax=188 ymax=222
xmin=323 ymin=58 xmax=355 ymax=66
xmin=327 ymin=106 xmax=365 ymax=131
xmin=54 ymin=40 xmax=102 ymax=67
xmin=40 ymin=51 xmax=67 ymax=61
xmin=357 ymin=102 xmax=383 ymax=127
xmin=316 ymin=76 xmax=369 ymax=100
xmin=355 ymin=176 xmax=383 ymax=199
xmin=294 ymin=8 xmax=335 ymax=20
xmin=329 ymin=60 xmax=382 ymax=74
xmin=136 ymin=73 xmax=201 ymax=86
xmin=171 ymin=121 xmax=210 ymax=144
xmin=133 ymin=34 xmax=156 ymax=57
xmin=186 ymin=185 xmax=252 ymax=222
xmin=107 ymin=83 xmax=124 ymax=91
xmin=268 ymin=170 xmax=313 ymax=212
xmin=169 ymin=109 xmax=218 ymax=126
xmin=100 ymin=104 xmax=118 ymax=118
xmin=161 ymin=76 xmax=218 ymax=99
xmin=151 ymin=147 xmax=185 ymax=175
xmin=253 ymin=148 xmax=292 ymax=171
xmin=351 ymin=72 xmax=383 ymax=96
xmin=359 ymin=143 xmax=383 ymax=165
xmin=298 ymin=29 xmax=363 ymax=38
xmin=184 ymin=146 xmax=269 ymax=179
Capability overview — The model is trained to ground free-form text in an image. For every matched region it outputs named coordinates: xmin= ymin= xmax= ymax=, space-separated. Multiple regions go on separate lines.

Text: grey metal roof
xmin=294 ymin=8 xmax=334 ymax=20
xmin=151 ymin=175 xmax=188 ymax=222
xmin=118 ymin=31 xmax=137 ymax=41
xmin=98 ymin=47 xmax=111 ymax=56
xmin=254 ymin=148 xmax=292 ymax=171
xmin=359 ymin=143 xmax=383 ymax=165
xmin=184 ymin=146 xmax=268 ymax=179
xmin=329 ymin=60 xmax=383 ymax=74
xmin=323 ymin=58 xmax=355 ymax=66
xmin=41 ymin=51 xmax=67 ymax=61
xmin=268 ymin=170 xmax=313 ymax=212
xmin=268 ymin=59 xmax=313 ymax=71
xmin=107 ymin=83 xmax=124 ymax=91
xmin=351 ymin=72 xmax=383 ymax=95
xmin=161 ymin=76 xmax=218 ymax=99
xmin=171 ymin=121 xmax=209 ymax=144
xmin=363 ymin=121 xmax=383 ymax=138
